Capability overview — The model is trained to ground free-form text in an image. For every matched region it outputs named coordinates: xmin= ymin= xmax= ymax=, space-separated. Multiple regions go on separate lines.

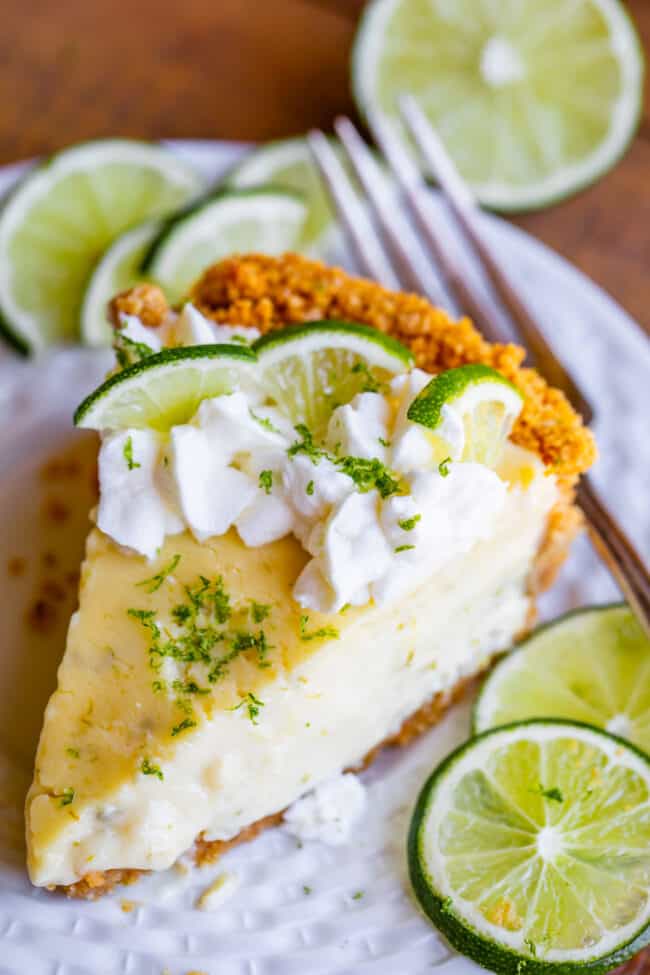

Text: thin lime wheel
xmin=407 ymin=363 xmax=523 ymax=467
xmin=0 ymin=140 xmax=203 ymax=353
xmin=142 ymin=188 xmax=307 ymax=305
xmin=352 ymin=0 xmax=644 ymax=212
xmin=74 ymin=345 xmax=257 ymax=432
xmin=409 ymin=719 xmax=650 ymax=975
xmin=228 ymin=137 xmax=340 ymax=256
xmin=475 ymin=605 xmax=650 ymax=753
xmin=80 ymin=219 xmax=161 ymax=347
xmin=253 ymin=320 xmax=413 ymax=436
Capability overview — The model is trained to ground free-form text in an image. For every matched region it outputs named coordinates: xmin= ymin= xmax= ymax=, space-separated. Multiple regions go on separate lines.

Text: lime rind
xmin=409 ymin=718 xmax=650 ymax=975
xmin=352 ymin=0 xmax=644 ymax=213
xmin=74 ymin=344 xmax=257 ymax=432
xmin=253 ymin=320 xmax=414 ymax=368
xmin=0 ymin=139 xmax=203 ymax=353
xmin=473 ymin=604 xmax=650 ymax=753
xmin=141 ymin=186 xmax=308 ymax=305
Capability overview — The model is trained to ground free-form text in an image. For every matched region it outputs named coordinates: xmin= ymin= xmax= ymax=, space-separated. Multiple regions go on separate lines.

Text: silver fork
xmin=307 ymin=105 xmax=650 ymax=638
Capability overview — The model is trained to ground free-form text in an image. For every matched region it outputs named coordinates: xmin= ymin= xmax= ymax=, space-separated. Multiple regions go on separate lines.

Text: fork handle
xmin=577 ymin=475 xmax=650 ymax=638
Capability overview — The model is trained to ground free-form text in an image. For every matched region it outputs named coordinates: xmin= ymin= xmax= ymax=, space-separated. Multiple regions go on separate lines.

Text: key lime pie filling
xmin=25 ymin=254 xmax=595 ymax=895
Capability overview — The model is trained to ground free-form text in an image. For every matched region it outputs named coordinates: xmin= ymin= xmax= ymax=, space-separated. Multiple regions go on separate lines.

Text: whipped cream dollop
xmin=97 ymin=324 xmax=535 ymax=612
xmin=116 ymin=302 xmax=260 ymax=364
xmin=283 ymin=773 xmax=367 ymax=846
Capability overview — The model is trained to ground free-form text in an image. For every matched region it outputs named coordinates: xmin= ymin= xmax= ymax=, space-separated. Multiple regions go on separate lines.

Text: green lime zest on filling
xmin=137 ymin=553 xmax=181 ymax=593
xmin=438 ymin=457 xmax=451 ymax=477
xmin=288 ymin=423 xmax=328 ymax=463
xmin=335 ymin=455 xmax=403 ymax=499
xmin=59 ymin=787 xmax=75 ymax=807
xmin=250 ymin=600 xmax=271 ymax=623
xmin=398 ymin=514 xmax=421 ymax=532
xmin=299 ymin=614 xmax=340 ymax=642
xmin=259 ymin=470 xmax=273 ymax=494
xmin=395 ymin=544 xmax=415 ymax=553
xmin=123 ymin=435 xmax=141 ymax=471
xmin=171 ymin=717 xmax=196 ymax=737
xmin=229 ymin=691 xmax=265 ymax=725
xmin=141 ymin=757 xmax=164 ymax=780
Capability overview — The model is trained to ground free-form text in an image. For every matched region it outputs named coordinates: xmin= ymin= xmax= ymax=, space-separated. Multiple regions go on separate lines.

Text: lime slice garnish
xmin=406 ymin=363 xmax=523 ymax=467
xmin=352 ymin=0 xmax=644 ymax=212
xmin=74 ymin=345 xmax=256 ymax=432
xmin=228 ymin=137 xmax=341 ymax=255
xmin=0 ymin=139 xmax=203 ymax=352
xmin=81 ymin=219 xmax=161 ymax=347
xmin=141 ymin=187 xmax=307 ymax=306
xmin=474 ymin=605 xmax=650 ymax=753
xmin=409 ymin=719 xmax=650 ymax=974
xmin=253 ymin=320 xmax=413 ymax=436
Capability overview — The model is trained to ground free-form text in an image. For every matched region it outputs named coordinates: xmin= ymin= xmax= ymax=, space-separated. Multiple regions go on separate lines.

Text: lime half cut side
xmin=407 ymin=363 xmax=523 ymax=467
xmin=253 ymin=320 xmax=413 ymax=437
xmin=352 ymin=0 xmax=644 ymax=212
xmin=142 ymin=187 xmax=307 ymax=306
xmin=228 ymin=137 xmax=340 ymax=256
xmin=74 ymin=345 xmax=257 ymax=432
xmin=409 ymin=719 xmax=650 ymax=975
xmin=81 ymin=219 xmax=161 ymax=347
xmin=474 ymin=605 xmax=650 ymax=753
xmin=0 ymin=139 xmax=203 ymax=353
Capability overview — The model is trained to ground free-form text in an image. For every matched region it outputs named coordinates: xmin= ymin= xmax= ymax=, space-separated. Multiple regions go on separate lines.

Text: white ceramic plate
xmin=0 ymin=141 xmax=648 ymax=975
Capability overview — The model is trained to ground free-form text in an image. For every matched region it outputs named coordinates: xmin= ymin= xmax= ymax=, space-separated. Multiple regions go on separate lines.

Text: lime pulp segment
xmin=474 ymin=605 xmax=650 ymax=754
xmin=227 ymin=137 xmax=340 ymax=255
xmin=0 ymin=140 xmax=203 ymax=352
xmin=409 ymin=719 xmax=650 ymax=974
xmin=142 ymin=188 xmax=308 ymax=306
xmin=352 ymin=0 xmax=644 ymax=211
xmin=253 ymin=320 xmax=413 ymax=435
xmin=74 ymin=345 xmax=257 ymax=432
xmin=81 ymin=219 xmax=161 ymax=347
xmin=406 ymin=363 xmax=523 ymax=466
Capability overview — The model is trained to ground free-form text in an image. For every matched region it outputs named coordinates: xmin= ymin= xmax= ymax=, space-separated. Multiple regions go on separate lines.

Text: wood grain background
xmin=2 ymin=0 xmax=649 ymax=334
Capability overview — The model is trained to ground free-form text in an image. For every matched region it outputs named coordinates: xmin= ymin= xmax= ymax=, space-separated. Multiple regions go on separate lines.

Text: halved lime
xmin=74 ymin=345 xmax=256 ymax=432
xmin=407 ymin=363 xmax=523 ymax=467
xmin=228 ymin=138 xmax=340 ymax=255
xmin=0 ymin=140 xmax=203 ymax=352
xmin=474 ymin=605 xmax=650 ymax=753
xmin=81 ymin=219 xmax=161 ymax=347
xmin=352 ymin=0 xmax=644 ymax=212
xmin=141 ymin=187 xmax=307 ymax=305
xmin=409 ymin=719 xmax=650 ymax=974
xmin=253 ymin=320 xmax=413 ymax=436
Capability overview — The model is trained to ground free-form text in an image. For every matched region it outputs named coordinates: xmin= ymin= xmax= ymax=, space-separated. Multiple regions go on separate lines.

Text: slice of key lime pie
xmin=25 ymin=254 xmax=595 ymax=896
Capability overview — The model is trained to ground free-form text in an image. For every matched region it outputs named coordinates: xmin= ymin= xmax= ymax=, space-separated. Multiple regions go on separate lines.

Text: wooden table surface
xmin=2 ymin=0 xmax=649 ymax=336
